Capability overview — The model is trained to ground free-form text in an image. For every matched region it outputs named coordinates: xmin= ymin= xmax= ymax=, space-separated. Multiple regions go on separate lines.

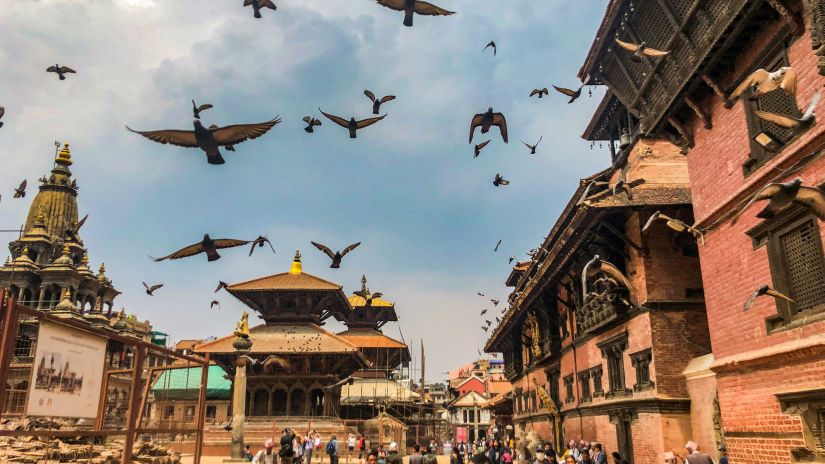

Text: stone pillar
xmin=226 ymin=334 xmax=253 ymax=463
xmin=37 ymin=287 xmax=46 ymax=309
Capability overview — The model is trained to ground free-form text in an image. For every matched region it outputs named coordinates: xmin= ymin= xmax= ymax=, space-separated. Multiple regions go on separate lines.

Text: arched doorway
xmin=310 ymin=389 xmax=325 ymax=416
xmin=272 ymin=389 xmax=287 ymax=416
xmin=253 ymin=389 xmax=269 ymax=416
xmin=289 ymin=389 xmax=306 ymax=416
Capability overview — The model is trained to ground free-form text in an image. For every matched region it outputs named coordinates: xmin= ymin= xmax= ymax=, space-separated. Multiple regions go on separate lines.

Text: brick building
xmin=570 ymin=1 xmax=825 ymax=463
xmin=485 ymin=132 xmax=711 ymax=462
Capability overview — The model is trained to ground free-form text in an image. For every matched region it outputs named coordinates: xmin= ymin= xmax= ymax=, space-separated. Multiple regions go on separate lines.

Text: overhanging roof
xmin=194 ymin=323 xmax=361 ymax=355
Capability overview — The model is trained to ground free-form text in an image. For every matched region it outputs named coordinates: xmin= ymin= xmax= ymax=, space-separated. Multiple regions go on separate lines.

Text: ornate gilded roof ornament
xmin=97 ymin=263 xmax=108 ymax=283
xmin=234 ymin=311 xmax=250 ymax=339
xmin=289 ymin=249 xmax=303 ymax=275
xmin=54 ymin=288 xmax=77 ymax=312
xmin=526 ymin=313 xmax=542 ymax=358
xmin=56 ymin=143 xmax=72 ymax=166
xmin=13 ymin=247 xmax=35 ymax=267
xmin=77 ymin=253 xmax=93 ymax=275
xmin=361 ymin=274 xmax=368 ymax=293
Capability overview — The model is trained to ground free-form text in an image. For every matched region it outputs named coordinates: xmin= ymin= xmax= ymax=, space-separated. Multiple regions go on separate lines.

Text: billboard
xmin=28 ymin=321 xmax=107 ymax=418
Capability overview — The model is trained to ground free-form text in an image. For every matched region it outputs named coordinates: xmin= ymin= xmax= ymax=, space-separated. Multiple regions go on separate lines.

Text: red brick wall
xmin=649 ymin=309 xmax=711 ymax=398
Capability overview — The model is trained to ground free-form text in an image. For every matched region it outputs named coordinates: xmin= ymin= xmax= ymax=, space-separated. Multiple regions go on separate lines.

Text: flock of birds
xmin=3 ymin=2 xmax=825 ymax=328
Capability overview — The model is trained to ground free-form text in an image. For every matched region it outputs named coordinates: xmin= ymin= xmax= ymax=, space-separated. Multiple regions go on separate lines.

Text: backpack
xmin=326 ymin=440 xmax=336 ymax=455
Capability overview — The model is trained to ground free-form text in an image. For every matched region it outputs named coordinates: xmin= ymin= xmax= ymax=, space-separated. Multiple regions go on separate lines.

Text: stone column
xmin=226 ymin=335 xmax=253 ymax=462
xmin=37 ymin=287 xmax=46 ymax=309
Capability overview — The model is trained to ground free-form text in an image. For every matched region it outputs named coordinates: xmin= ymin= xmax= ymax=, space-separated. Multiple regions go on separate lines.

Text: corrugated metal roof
xmin=152 ymin=365 xmax=230 ymax=400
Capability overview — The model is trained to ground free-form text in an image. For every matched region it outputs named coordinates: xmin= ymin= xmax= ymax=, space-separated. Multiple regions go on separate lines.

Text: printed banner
xmin=28 ymin=321 xmax=107 ymax=418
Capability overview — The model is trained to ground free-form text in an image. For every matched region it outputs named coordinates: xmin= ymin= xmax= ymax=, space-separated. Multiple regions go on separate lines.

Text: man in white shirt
xmin=253 ymin=439 xmax=276 ymax=464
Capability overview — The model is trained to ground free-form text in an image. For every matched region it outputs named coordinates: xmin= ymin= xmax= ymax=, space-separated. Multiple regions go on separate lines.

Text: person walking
xmin=452 ymin=446 xmax=465 ymax=464
xmin=410 ymin=444 xmax=425 ymax=464
xmin=385 ymin=442 xmax=403 ymax=464
xmin=424 ymin=444 xmax=438 ymax=464
xmin=591 ymin=444 xmax=606 ymax=464
xmin=253 ymin=439 xmax=277 ymax=464
xmin=684 ymin=441 xmax=714 ymax=464
xmin=327 ymin=435 xmax=340 ymax=464
xmin=280 ymin=429 xmax=296 ymax=464
xmin=358 ymin=434 xmax=367 ymax=460
xmin=305 ymin=433 xmax=315 ymax=464
xmin=487 ymin=439 xmax=501 ymax=464
xmin=295 ymin=434 xmax=305 ymax=463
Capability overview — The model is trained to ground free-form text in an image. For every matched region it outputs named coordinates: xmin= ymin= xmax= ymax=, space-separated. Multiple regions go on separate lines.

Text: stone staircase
xmin=200 ymin=416 xmax=354 ymax=457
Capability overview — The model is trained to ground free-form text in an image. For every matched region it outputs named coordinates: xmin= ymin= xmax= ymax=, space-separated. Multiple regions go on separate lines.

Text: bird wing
xmin=521 ymin=141 xmax=532 ymax=149
xmin=793 ymin=186 xmax=825 ymax=220
xmin=733 ymin=183 xmax=784 ymax=224
xmin=491 ymin=113 xmax=508 ymax=143
xmin=781 ymin=67 xmax=797 ymax=98
xmin=530 ymin=89 xmax=540 ymax=97
xmin=642 ymin=47 xmax=670 ymax=57
xmin=469 ymin=114 xmax=484 ymax=143
xmin=730 ymin=69 xmax=768 ymax=100
xmin=126 ymin=127 xmax=199 ymax=147
xmin=752 ymin=110 xmax=799 ymax=129
xmin=375 ymin=0 xmax=405 ymax=11
xmin=765 ymin=288 xmax=795 ymax=303
xmin=74 ymin=213 xmax=88 ymax=232
xmin=641 ymin=212 xmax=661 ymax=232
xmin=0 ymin=107 xmax=5 ymax=119
xmin=152 ymin=243 xmax=205 ymax=261
xmin=143 ymin=282 xmax=149 ymax=290
xmin=311 ymin=241 xmax=336 ymax=259
xmin=379 ymin=95 xmax=396 ymax=104
xmin=341 ymin=241 xmax=362 ymax=256
xmin=614 ymin=38 xmax=639 ymax=53
xmin=415 ymin=1 xmax=455 ymax=16
xmin=355 ymin=114 xmax=386 ymax=129
xmin=552 ymin=85 xmax=577 ymax=97
xmin=196 ymin=103 xmax=213 ymax=112
xmin=802 ymin=91 xmax=820 ymax=121
xmin=260 ymin=0 xmax=277 ymax=9
xmin=743 ymin=290 xmax=759 ymax=311
xmin=665 ymin=218 xmax=689 ymax=233
xmin=319 ymin=109 xmax=350 ymax=128
xmin=598 ymin=261 xmax=633 ymax=291
xmin=215 ymin=282 xmax=227 ymax=292
xmin=18 ymin=179 xmax=27 ymax=191
xmin=353 ymin=290 xmax=368 ymax=299
xmin=210 ymin=117 xmax=281 ymax=145
xmin=60 ymin=67 xmax=77 ymax=74
xmin=212 ymin=239 xmax=252 ymax=250
xmin=149 ymin=284 xmax=164 ymax=292
xmin=535 ymin=135 xmax=543 ymax=146
xmin=364 ymin=90 xmax=377 ymax=102
xmin=476 ymin=140 xmax=491 ymax=150
xmin=303 ymin=116 xmax=312 ymax=123
xmin=47 ymin=66 xmax=59 ymax=73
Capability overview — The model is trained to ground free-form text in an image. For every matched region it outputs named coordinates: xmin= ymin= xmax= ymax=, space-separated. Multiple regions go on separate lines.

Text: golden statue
xmin=234 ymin=311 xmax=250 ymax=338
xmin=533 ymin=379 xmax=558 ymax=416
xmin=527 ymin=313 xmax=542 ymax=358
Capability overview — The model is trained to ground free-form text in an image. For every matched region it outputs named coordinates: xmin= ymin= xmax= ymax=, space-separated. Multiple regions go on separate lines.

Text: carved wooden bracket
xmin=703 ymin=75 xmax=733 ymax=109
xmin=668 ymin=116 xmax=694 ymax=154
xmin=767 ymin=0 xmax=804 ymax=36
xmin=807 ymin=0 xmax=825 ymax=75
xmin=685 ymin=96 xmax=712 ymax=129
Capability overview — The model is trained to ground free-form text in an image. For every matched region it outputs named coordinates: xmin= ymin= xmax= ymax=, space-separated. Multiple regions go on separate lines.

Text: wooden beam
xmin=122 ymin=346 xmax=146 ymax=464
xmin=655 ymin=0 xmax=695 ymax=48
xmin=685 ymin=96 xmax=712 ymax=129
xmin=668 ymin=116 xmax=695 ymax=149
xmin=766 ymin=0 xmax=804 ymax=35
xmin=598 ymin=220 xmax=645 ymax=254
xmin=702 ymin=74 xmax=731 ymax=107
xmin=0 ymin=292 xmax=20 ymax=420
xmin=193 ymin=354 xmax=210 ymax=464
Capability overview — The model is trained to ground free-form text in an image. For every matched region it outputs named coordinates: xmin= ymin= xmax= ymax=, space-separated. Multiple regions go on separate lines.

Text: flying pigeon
xmin=47 ymin=64 xmax=76 ymax=80
xmin=13 ymin=180 xmax=26 ymax=198
xmin=752 ymin=91 xmax=820 ymax=131
xmin=494 ymin=239 xmax=501 ymax=252
xmin=65 ymin=214 xmax=89 ymax=242
xmin=614 ymin=39 xmax=670 ymax=62
xmin=303 ymin=116 xmax=322 ymax=133
xmin=244 ymin=0 xmax=277 ymax=18
xmin=743 ymin=284 xmax=794 ymax=311
xmin=581 ymin=255 xmax=633 ymax=301
xmin=530 ymin=88 xmax=549 ymax=99
xmin=215 ymin=281 xmax=230 ymax=293
xmin=319 ymin=109 xmax=386 ymax=139
xmin=364 ymin=90 xmax=396 ymax=115
xmin=469 ymin=108 xmax=508 ymax=143
xmin=483 ymin=41 xmax=496 ymax=55
xmin=642 ymin=211 xmax=704 ymax=244
xmin=552 ymin=84 xmax=582 ymax=103
xmin=493 ymin=173 xmax=509 ymax=187
xmin=737 ymin=178 xmax=825 ymax=222
xmin=729 ymin=67 xmax=797 ymax=102
xmin=127 ymin=117 xmax=281 ymax=165
xmin=192 ymin=100 xmax=213 ymax=119
xmin=151 ymin=234 xmax=252 ymax=262
xmin=249 ymin=236 xmax=276 ymax=256
xmin=374 ymin=0 xmax=455 ymax=27
xmin=311 ymin=241 xmax=361 ymax=268
xmin=474 ymin=140 xmax=490 ymax=158
xmin=522 ymin=136 xmax=543 ymax=154
xmin=211 ymin=300 xmax=221 ymax=310
xmin=143 ymin=282 xmax=163 ymax=296
xmin=0 ymin=106 xmax=4 ymax=128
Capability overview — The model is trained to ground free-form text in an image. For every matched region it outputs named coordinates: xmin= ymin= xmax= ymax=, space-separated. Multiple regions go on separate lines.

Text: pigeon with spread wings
xmin=249 ymin=236 xmax=276 ymax=256
xmin=143 ymin=282 xmax=163 ymax=296
xmin=319 ymin=109 xmax=386 ymax=139
xmin=729 ymin=67 xmax=796 ymax=102
xmin=13 ymin=180 xmax=26 ymax=198
xmin=353 ymin=289 xmax=383 ymax=307
xmin=581 ymin=255 xmax=633 ymax=301
xmin=483 ymin=41 xmax=497 ymax=55
xmin=736 ymin=178 xmax=825 ymax=222
xmin=614 ymin=39 xmax=670 ymax=62
xmin=474 ymin=140 xmax=490 ymax=158
xmin=375 ymin=0 xmax=455 ymax=27
xmin=127 ymin=117 xmax=281 ymax=165
xmin=552 ymin=84 xmax=582 ymax=103
xmin=469 ymin=108 xmax=507 ymax=144
xmin=192 ymin=100 xmax=213 ymax=119
xmin=743 ymin=284 xmax=794 ymax=311
xmin=244 ymin=0 xmax=277 ymax=18
xmin=530 ymin=88 xmax=549 ymax=99
xmin=364 ymin=90 xmax=396 ymax=115
xmin=642 ymin=211 xmax=704 ymax=244
xmin=47 ymin=64 xmax=76 ymax=80
xmin=215 ymin=281 xmax=230 ymax=293
xmin=311 ymin=241 xmax=361 ymax=268
xmin=303 ymin=116 xmax=322 ymax=133
xmin=522 ymin=136 xmax=542 ymax=154
xmin=752 ymin=91 xmax=819 ymax=131
xmin=493 ymin=173 xmax=509 ymax=187
xmin=65 ymin=214 xmax=89 ymax=242
xmin=151 ymin=234 xmax=251 ymax=262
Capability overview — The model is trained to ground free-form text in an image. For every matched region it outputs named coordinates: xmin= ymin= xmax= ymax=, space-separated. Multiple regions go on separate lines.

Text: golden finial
xmin=289 ymin=249 xmax=302 ymax=275
xmin=82 ymin=254 xmax=89 ymax=265
xmin=56 ymin=143 xmax=73 ymax=166
xmin=361 ymin=274 xmax=368 ymax=293
xmin=62 ymin=244 xmax=70 ymax=255
xmin=99 ymin=263 xmax=106 ymax=274
xmin=55 ymin=288 xmax=76 ymax=312
xmin=234 ymin=311 xmax=251 ymax=338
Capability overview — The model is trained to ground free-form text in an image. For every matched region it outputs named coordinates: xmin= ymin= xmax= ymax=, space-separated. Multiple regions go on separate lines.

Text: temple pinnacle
xmin=289 ymin=249 xmax=303 ymax=275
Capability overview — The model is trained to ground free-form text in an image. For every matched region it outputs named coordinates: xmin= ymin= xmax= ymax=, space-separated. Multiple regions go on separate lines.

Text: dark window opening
xmin=578 ymin=371 xmax=591 ymax=403
xmin=591 ymin=366 xmax=604 ymax=397
xmin=564 ymin=375 xmax=574 ymax=404
xmin=599 ymin=332 xmax=629 ymax=398
xmin=630 ymin=348 xmax=654 ymax=391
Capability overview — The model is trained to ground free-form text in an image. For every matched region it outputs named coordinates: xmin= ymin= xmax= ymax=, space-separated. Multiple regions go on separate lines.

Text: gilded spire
xmin=56 ymin=143 xmax=73 ymax=166
xmin=54 ymin=288 xmax=77 ymax=312
xmin=289 ymin=249 xmax=303 ymax=275
xmin=361 ymin=274 xmax=368 ymax=293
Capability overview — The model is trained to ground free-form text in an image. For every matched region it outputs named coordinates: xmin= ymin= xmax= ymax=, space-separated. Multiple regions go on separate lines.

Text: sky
xmin=0 ymin=0 xmax=610 ymax=382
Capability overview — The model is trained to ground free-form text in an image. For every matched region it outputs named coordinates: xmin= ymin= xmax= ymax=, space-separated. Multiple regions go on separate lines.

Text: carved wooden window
xmin=591 ymin=365 xmax=604 ymax=397
xmin=598 ymin=332 xmax=629 ymax=398
xmin=742 ymin=41 xmax=801 ymax=176
xmin=630 ymin=348 xmax=654 ymax=391
xmin=547 ymin=368 xmax=561 ymax=405
xmin=564 ymin=375 xmax=574 ymax=404
xmin=750 ymin=210 xmax=825 ymax=330
xmin=777 ymin=388 xmax=825 ymax=461
xmin=578 ymin=371 xmax=591 ymax=403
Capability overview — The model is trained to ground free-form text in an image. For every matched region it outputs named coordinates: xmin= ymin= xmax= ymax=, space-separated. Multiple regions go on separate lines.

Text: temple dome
xmin=23 ymin=143 xmax=79 ymax=242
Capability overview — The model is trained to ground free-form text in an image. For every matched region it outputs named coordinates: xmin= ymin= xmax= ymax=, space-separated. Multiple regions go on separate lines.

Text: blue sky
xmin=0 ymin=0 xmax=609 ymax=381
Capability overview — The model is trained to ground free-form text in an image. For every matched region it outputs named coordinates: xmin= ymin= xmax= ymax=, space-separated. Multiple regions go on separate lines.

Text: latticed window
xmin=578 ymin=371 xmax=591 ymax=403
xmin=743 ymin=43 xmax=802 ymax=175
xmin=591 ymin=366 xmax=604 ymax=397
xmin=547 ymin=368 xmax=560 ymax=405
xmin=630 ymin=349 xmax=654 ymax=391
xmin=599 ymin=332 xmax=629 ymax=397
xmin=564 ymin=375 xmax=574 ymax=404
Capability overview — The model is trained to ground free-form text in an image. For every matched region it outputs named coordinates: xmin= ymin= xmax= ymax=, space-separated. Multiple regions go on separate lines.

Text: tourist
xmin=378 ymin=445 xmax=387 ymax=463
xmin=367 ymin=449 xmax=379 ymax=464
xmin=542 ymin=443 xmax=557 ymax=463
xmin=305 ymin=434 xmax=314 ymax=464
xmin=610 ymin=451 xmax=629 ymax=464
xmin=718 ymin=445 xmax=728 ymax=464
xmin=410 ymin=443 xmax=425 ymax=464
xmin=253 ymin=439 xmax=277 ymax=464
xmin=315 ymin=433 xmax=323 ymax=464
xmin=452 ymin=445 xmax=464 ymax=464
xmin=684 ymin=441 xmax=713 ymax=464
xmin=564 ymin=456 xmax=576 ymax=464
xmin=385 ymin=442 xmax=402 ymax=464
xmin=358 ymin=434 xmax=367 ymax=460
xmin=243 ymin=444 xmax=254 ymax=462
xmin=580 ymin=448 xmax=593 ymax=464
xmin=562 ymin=441 xmax=580 ymax=462
xmin=295 ymin=434 xmax=304 ymax=463
xmin=487 ymin=439 xmax=501 ymax=464
xmin=534 ymin=445 xmax=551 ymax=464
xmin=424 ymin=443 xmax=438 ymax=464
xmin=281 ymin=429 xmax=296 ymax=464
xmin=500 ymin=446 xmax=512 ymax=464
xmin=429 ymin=439 xmax=438 ymax=455
xmin=591 ymin=444 xmax=606 ymax=464
xmin=458 ymin=441 xmax=467 ymax=460
xmin=349 ymin=433 xmax=357 ymax=454
xmin=327 ymin=435 xmax=340 ymax=464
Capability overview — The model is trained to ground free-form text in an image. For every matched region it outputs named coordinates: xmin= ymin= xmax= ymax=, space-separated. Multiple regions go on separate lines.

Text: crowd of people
xmin=447 ymin=438 xmax=614 ymax=464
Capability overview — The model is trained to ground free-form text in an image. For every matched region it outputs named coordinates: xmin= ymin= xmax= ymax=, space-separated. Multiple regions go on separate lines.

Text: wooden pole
xmin=122 ymin=346 xmax=146 ymax=464
xmin=193 ymin=354 xmax=210 ymax=464
xmin=0 ymin=292 xmax=20 ymax=419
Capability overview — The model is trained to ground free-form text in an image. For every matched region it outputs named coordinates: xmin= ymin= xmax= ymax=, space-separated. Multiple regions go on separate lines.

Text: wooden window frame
xmin=591 ymin=365 xmax=604 ymax=397
xmin=598 ymin=331 xmax=630 ymax=398
xmin=563 ymin=375 xmax=575 ymax=404
xmin=748 ymin=207 xmax=825 ymax=332
xmin=546 ymin=367 xmax=561 ymax=405
xmin=578 ymin=370 xmax=592 ymax=403
xmin=630 ymin=348 xmax=654 ymax=391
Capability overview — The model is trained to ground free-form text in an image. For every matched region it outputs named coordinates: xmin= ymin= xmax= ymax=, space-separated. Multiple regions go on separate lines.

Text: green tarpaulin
xmin=151 ymin=365 xmax=230 ymax=400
